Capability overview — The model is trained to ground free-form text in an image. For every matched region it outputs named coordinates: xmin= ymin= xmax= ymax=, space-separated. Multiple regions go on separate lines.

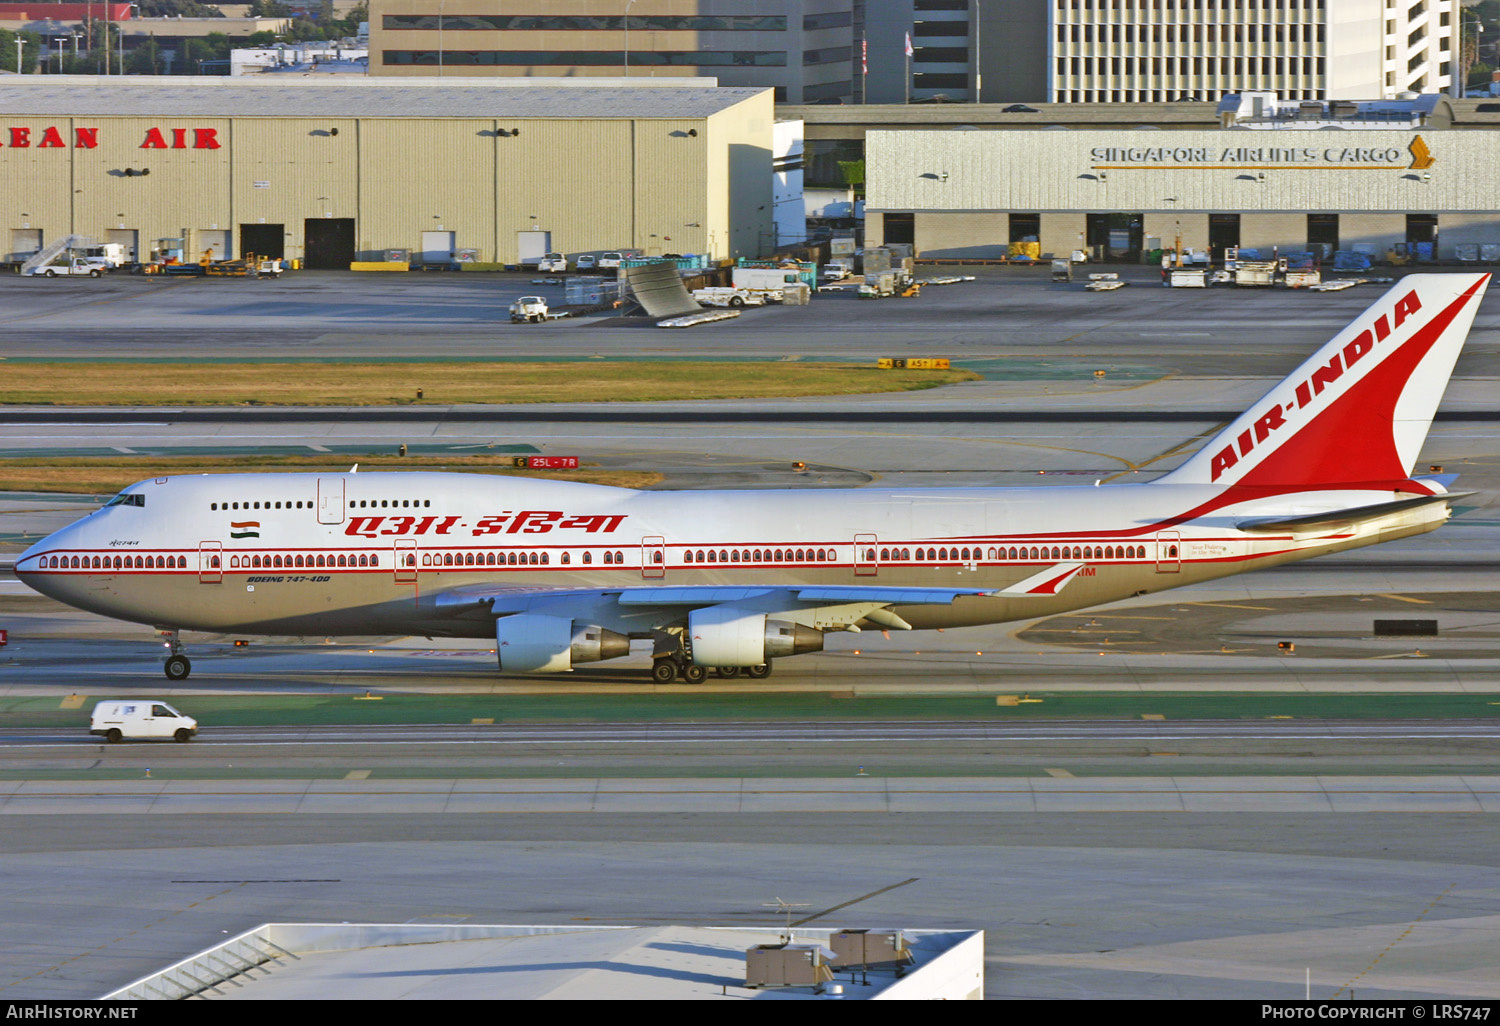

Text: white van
xmin=90 ymin=700 xmax=198 ymax=743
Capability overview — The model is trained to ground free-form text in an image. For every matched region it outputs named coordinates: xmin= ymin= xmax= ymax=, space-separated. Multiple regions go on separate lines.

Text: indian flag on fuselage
xmin=1158 ymin=273 xmax=1491 ymax=493
xmin=229 ymin=521 xmax=260 ymax=539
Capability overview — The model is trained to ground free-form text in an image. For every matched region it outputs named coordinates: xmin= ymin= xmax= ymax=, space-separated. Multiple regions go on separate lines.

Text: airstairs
xmin=19 ymin=235 xmax=96 ymax=276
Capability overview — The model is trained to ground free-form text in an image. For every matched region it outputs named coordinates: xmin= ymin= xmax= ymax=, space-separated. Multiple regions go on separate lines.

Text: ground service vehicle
xmin=90 ymin=700 xmax=198 ymax=743
xmin=30 ymin=257 xmax=106 ymax=278
xmin=15 ymin=275 xmax=1490 ymax=683
xmin=82 ymin=243 xmax=127 ymax=268
xmin=509 ymin=296 xmax=566 ymax=322
xmin=538 ymin=253 xmax=568 ymax=273
xmin=692 ymin=287 xmax=766 ymax=307
xmin=822 ymin=262 xmax=852 ymax=281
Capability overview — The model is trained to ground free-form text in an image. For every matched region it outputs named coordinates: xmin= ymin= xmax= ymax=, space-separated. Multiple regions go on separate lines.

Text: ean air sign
xmin=0 ymin=126 xmax=222 ymax=149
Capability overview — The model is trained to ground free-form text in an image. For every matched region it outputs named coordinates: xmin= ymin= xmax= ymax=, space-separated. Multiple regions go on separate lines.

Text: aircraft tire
xmin=164 ymin=655 xmax=191 ymax=681
xmin=681 ymin=664 xmax=707 ymax=684
xmin=746 ymin=663 xmax=772 ymax=679
xmin=105 ymin=729 xmax=122 ymax=744
xmin=174 ymin=728 xmax=193 ymax=743
xmin=715 ymin=666 xmax=740 ymax=678
xmin=651 ymin=660 xmax=677 ymax=683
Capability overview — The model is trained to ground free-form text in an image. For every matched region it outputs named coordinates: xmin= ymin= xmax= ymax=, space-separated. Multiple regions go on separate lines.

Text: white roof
xmin=0 ymin=76 xmax=764 ymax=119
xmin=108 ymin=923 xmax=982 ymax=1000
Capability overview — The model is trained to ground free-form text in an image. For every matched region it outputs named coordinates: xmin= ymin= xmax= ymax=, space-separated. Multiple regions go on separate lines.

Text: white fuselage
xmin=15 ymin=470 xmax=1446 ymax=639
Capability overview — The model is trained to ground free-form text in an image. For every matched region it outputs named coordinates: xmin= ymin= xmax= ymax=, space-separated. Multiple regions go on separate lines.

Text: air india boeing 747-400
xmin=15 ymin=273 xmax=1490 ymax=682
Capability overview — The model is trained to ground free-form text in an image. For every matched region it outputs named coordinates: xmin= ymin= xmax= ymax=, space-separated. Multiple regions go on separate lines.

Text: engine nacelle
xmin=688 ymin=607 xmax=824 ymax=667
xmin=495 ymin=614 xmax=630 ymax=673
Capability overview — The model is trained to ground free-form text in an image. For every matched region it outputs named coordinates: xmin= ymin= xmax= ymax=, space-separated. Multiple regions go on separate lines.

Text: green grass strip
xmin=3 ymin=691 xmax=1498 ymax=729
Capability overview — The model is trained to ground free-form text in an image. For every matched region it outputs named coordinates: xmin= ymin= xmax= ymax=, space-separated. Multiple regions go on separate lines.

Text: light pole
xmin=15 ymin=37 xmax=22 ymax=75
xmin=972 ymin=0 xmax=981 ymax=103
xmin=1461 ymin=10 xmax=1485 ymax=97
xmin=623 ymin=0 xmax=637 ymax=77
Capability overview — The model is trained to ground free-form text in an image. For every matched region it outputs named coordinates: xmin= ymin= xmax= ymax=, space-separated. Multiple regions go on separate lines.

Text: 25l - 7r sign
xmin=0 ymin=126 xmax=222 ymax=149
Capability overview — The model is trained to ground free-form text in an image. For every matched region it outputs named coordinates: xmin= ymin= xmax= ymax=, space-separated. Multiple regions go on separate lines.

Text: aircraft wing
xmin=431 ymin=581 xmax=1010 ymax=633
xmin=431 ymin=567 xmax=1092 ymax=635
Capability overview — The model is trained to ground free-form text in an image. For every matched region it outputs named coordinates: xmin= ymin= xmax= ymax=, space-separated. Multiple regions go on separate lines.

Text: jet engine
xmin=687 ymin=606 xmax=824 ymax=667
xmin=495 ymin=613 xmax=630 ymax=673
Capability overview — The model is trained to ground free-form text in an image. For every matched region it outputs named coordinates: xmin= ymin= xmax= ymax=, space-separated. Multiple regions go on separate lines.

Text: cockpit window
xmin=104 ymin=493 xmax=145 ymax=508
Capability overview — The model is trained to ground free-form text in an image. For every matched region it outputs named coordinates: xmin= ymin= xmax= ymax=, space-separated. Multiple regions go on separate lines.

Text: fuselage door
xmin=641 ymin=536 xmax=666 ymax=579
xmin=317 ymin=478 xmax=346 ymax=525
xmin=855 ymin=533 xmax=878 ymax=576
xmin=395 ymin=539 xmax=416 ymax=584
xmin=1155 ymin=531 xmax=1182 ymax=573
xmin=198 ymin=541 xmax=222 ymax=584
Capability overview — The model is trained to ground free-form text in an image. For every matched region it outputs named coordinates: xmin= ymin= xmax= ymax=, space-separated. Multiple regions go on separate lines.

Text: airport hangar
xmin=853 ymin=99 xmax=1500 ymax=263
xmin=0 ymin=76 xmax=775 ymax=267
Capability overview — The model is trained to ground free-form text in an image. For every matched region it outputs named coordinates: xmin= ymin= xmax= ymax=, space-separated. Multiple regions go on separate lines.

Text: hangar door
xmin=304 ymin=218 xmax=355 ymax=269
xmin=240 ymin=223 xmax=284 ymax=260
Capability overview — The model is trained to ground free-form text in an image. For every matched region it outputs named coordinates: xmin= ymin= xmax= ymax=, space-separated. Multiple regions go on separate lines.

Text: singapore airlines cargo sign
xmin=1090 ymin=135 xmax=1434 ymax=171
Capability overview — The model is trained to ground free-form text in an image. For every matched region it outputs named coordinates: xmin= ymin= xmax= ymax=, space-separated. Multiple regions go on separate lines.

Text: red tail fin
xmin=1159 ymin=273 xmax=1489 ymax=489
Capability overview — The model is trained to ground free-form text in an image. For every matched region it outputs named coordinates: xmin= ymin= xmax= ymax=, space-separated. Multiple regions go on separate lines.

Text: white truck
xmin=821 ymin=261 xmax=852 ymax=281
xmin=692 ymin=286 xmax=766 ymax=308
xmin=730 ymin=266 xmax=802 ymax=302
xmin=538 ymin=253 xmax=568 ymax=272
xmin=29 ymin=256 xmax=107 ymax=278
xmin=90 ymin=700 xmax=198 ymax=743
xmin=509 ymin=296 xmax=568 ymax=322
xmin=82 ymin=243 xmax=127 ymax=268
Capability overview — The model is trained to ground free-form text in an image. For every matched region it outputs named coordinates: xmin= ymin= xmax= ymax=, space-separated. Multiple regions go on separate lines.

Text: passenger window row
xmin=350 ymin=499 xmax=432 ymax=508
xmin=44 ymin=554 xmax=186 ymax=569
xmin=685 ymin=548 xmax=828 ymax=564
xmin=229 ymin=553 xmax=379 ymax=569
xmin=212 ymin=501 xmax=310 ymax=511
xmin=419 ymin=550 xmax=628 ymax=566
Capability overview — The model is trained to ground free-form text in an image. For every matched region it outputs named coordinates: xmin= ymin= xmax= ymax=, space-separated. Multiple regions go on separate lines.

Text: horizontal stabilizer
xmin=1235 ymin=491 xmax=1467 ymax=532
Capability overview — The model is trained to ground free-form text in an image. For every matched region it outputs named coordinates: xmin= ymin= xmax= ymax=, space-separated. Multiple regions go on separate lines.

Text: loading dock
xmin=240 ymin=223 xmax=285 ymax=260
xmin=304 ymin=219 xmax=356 ymax=269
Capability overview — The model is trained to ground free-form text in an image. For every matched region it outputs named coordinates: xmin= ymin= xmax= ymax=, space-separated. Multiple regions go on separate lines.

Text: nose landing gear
xmin=160 ymin=629 xmax=192 ymax=680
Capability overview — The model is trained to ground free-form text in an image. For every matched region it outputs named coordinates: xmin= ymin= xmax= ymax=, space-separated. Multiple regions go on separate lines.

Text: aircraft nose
xmin=14 ymin=533 xmax=64 ymax=598
xmin=14 ymin=537 xmax=48 ymax=585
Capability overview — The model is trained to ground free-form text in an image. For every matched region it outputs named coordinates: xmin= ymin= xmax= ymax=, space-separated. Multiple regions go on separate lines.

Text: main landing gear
xmin=160 ymin=630 xmax=192 ymax=680
xmin=649 ymin=629 xmax=772 ymax=683
xmin=649 ymin=656 xmax=772 ymax=683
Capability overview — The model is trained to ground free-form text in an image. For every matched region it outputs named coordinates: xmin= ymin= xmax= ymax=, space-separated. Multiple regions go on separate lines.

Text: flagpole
xmin=904 ymin=31 xmax=913 ymax=104
xmin=860 ymin=34 xmax=867 ymax=104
